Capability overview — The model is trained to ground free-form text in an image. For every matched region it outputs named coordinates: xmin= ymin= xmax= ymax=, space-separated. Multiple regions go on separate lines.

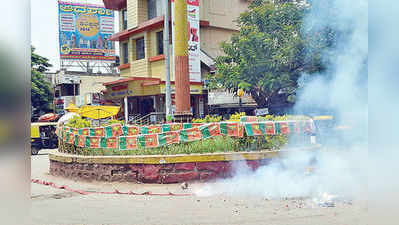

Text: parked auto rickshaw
xmin=31 ymin=122 xmax=58 ymax=155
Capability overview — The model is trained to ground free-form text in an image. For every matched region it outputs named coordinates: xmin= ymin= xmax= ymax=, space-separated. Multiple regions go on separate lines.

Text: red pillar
xmin=174 ymin=0 xmax=191 ymax=120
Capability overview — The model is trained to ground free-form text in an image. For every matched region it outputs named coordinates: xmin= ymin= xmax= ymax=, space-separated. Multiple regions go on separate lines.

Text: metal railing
xmin=128 ymin=114 xmax=141 ymax=123
xmin=130 ymin=112 xmax=166 ymax=126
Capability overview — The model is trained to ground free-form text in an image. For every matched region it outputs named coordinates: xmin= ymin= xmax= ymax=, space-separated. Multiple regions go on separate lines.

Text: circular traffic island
xmin=52 ymin=115 xmax=317 ymax=183
xmin=49 ymin=149 xmax=285 ymax=184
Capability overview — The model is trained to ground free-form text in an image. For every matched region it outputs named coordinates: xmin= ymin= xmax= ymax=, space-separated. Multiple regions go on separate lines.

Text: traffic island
xmin=53 ymin=116 xmax=318 ymax=183
xmin=49 ymin=150 xmax=291 ymax=183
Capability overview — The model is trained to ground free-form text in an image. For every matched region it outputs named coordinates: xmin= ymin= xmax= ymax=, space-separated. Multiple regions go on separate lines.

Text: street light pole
xmin=164 ymin=0 xmax=172 ymax=118
xmin=237 ymin=89 xmax=243 ymax=113
xmin=239 ymin=97 xmax=242 ymax=113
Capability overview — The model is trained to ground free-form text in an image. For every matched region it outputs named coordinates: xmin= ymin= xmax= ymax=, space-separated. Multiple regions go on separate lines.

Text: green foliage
xmin=166 ymin=114 xmax=174 ymax=122
xmin=31 ymin=46 xmax=52 ymax=73
xmin=228 ymin=112 xmax=246 ymax=122
xmin=209 ymin=1 xmax=333 ymax=108
xmin=31 ymin=46 xmax=53 ymax=114
xmin=192 ymin=115 xmax=222 ymax=123
xmin=104 ymin=119 xmax=124 ymax=126
xmin=66 ymin=116 xmax=91 ymax=128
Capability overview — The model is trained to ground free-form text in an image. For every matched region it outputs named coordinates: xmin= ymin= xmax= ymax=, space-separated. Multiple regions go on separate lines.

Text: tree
xmin=208 ymin=1 xmax=333 ymax=111
xmin=31 ymin=46 xmax=53 ymax=115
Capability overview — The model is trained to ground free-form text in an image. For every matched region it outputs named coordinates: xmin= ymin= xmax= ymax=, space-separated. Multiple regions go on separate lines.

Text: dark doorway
xmin=140 ymin=97 xmax=154 ymax=115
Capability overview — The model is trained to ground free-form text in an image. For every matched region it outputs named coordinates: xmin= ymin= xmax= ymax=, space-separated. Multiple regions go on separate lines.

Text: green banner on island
xmin=179 ymin=127 xmax=202 ymax=142
xmin=220 ymin=122 xmax=240 ymax=136
xmin=138 ymin=134 xmax=159 ymax=148
xmin=79 ymin=128 xmax=90 ymax=136
xmin=158 ymin=131 xmax=180 ymax=146
xmin=122 ymin=125 xmax=141 ymax=136
xmin=199 ymin=123 xmax=220 ymax=139
xmin=77 ymin=135 xmax=86 ymax=147
xmin=119 ymin=136 xmax=138 ymax=150
xmin=85 ymin=136 xmax=101 ymax=148
xmin=141 ymin=125 xmax=162 ymax=135
xmin=244 ymin=123 xmax=266 ymax=136
xmin=62 ymin=119 xmax=315 ymax=150
xmin=162 ymin=123 xmax=183 ymax=133
xmin=90 ymin=127 xmax=105 ymax=137
xmin=105 ymin=124 xmax=123 ymax=137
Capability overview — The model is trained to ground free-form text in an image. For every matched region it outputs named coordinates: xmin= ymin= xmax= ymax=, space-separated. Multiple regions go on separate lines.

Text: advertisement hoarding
xmin=171 ymin=0 xmax=201 ymax=82
xmin=58 ymin=1 xmax=116 ymax=61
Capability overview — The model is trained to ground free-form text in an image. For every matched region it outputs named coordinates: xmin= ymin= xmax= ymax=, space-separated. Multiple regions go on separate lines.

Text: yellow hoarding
xmin=160 ymin=84 xmax=203 ymax=95
xmin=105 ymin=80 xmax=203 ymax=100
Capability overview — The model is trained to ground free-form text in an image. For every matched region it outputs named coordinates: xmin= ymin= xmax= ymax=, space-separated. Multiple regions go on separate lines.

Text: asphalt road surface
xmin=31 ymin=150 xmax=367 ymax=225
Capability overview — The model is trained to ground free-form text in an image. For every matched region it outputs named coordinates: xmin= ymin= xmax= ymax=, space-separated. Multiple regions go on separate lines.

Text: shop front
xmin=103 ymin=77 xmax=208 ymax=122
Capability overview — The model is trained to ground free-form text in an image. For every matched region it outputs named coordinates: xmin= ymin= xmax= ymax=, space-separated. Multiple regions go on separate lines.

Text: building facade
xmin=102 ymin=0 xmax=251 ymax=120
xmin=52 ymin=70 xmax=120 ymax=114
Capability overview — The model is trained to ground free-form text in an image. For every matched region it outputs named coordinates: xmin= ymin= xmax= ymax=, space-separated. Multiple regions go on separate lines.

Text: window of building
xmin=136 ymin=37 xmax=145 ymax=60
xmin=64 ymin=84 xmax=79 ymax=96
xmin=122 ymin=42 xmax=129 ymax=64
xmin=148 ymin=0 xmax=156 ymax=19
xmin=148 ymin=0 xmax=163 ymax=20
xmin=156 ymin=31 xmax=163 ymax=55
xmin=122 ymin=9 xmax=128 ymax=30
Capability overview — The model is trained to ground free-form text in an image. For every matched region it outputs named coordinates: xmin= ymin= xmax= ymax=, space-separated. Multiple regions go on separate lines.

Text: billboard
xmin=58 ymin=1 xmax=116 ymax=61
xmin=171 ymin=0 xmax=201 ymax=82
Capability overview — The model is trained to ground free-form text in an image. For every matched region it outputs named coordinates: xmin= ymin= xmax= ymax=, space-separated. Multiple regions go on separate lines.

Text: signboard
xmin=187 ymin=0 xmax=201 ymax=82
xmin=171 ymin=0 xmax=201 ymax=82
xmin=255 ymin=108 xmax=269 ymax=116
xmin=56 ymin=74 xmax=80 ymax=84
xmin=160 ymin=84 xmax=203 ymax=94
xmin=58 ymin=1 xmax=116 ymax=61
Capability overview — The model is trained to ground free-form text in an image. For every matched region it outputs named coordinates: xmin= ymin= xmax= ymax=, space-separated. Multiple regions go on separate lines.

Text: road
xmin=31 ymin=150 xmax=367 ymax=225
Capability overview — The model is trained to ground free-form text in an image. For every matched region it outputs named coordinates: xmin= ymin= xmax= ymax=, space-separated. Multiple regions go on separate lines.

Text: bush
xmin=104 ymin=119 xmax=124 ymax=126
xmin=65 ymin=116 xmax=91 ymax=129
xmin=192 ymin=115 xmax=222 ymax=123
xmin=228 ymin=112 xmax=246 ymax=122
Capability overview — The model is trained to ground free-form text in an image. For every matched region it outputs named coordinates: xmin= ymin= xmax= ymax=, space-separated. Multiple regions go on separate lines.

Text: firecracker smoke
xmin=195 ymin=0 xmax=368 ymax=202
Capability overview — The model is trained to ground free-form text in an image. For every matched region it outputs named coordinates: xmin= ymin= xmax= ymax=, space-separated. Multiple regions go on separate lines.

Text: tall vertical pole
xmin=174 ymin=0 xmax=191 ymax=119
xmin=53 ymin=85 xmax=56 ymax=113
xmin=72 ymin=80 xmax=76 ymax=104
xmin=239 ymin=97 xmax=242 ymax=113
xmin=164 ymin=0 xmax=172 ymax=118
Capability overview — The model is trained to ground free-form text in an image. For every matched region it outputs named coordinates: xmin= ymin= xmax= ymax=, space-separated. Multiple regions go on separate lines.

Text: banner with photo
xmin=58 ymin=1 xmax=116 ymax=61
xmin=59 ymin=119 xmax=315 ymax=150
xmin=171 ymin=0 xmax=201 ymax=82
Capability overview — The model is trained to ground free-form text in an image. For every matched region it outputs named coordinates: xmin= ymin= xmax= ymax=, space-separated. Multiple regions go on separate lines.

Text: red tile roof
xmin=110 ymin=16 xmax=210 ymax=42
xmin=110 ymin=16 xmax=165 ymax=41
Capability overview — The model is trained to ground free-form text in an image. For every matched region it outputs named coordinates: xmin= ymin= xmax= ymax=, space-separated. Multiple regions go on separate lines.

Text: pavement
xmin=31 ymin=149 xmax=368 ymax=225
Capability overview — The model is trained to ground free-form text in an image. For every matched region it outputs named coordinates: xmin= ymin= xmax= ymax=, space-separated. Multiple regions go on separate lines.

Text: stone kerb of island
xmin=49 ymin=150 xmax=288 ymax=184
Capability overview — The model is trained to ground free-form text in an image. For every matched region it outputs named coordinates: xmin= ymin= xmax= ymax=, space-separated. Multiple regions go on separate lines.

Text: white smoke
xmin=196 ymin=0 xmax=368 ymax=201
xmin=368 ymin=1 xmax=399 ymax=224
